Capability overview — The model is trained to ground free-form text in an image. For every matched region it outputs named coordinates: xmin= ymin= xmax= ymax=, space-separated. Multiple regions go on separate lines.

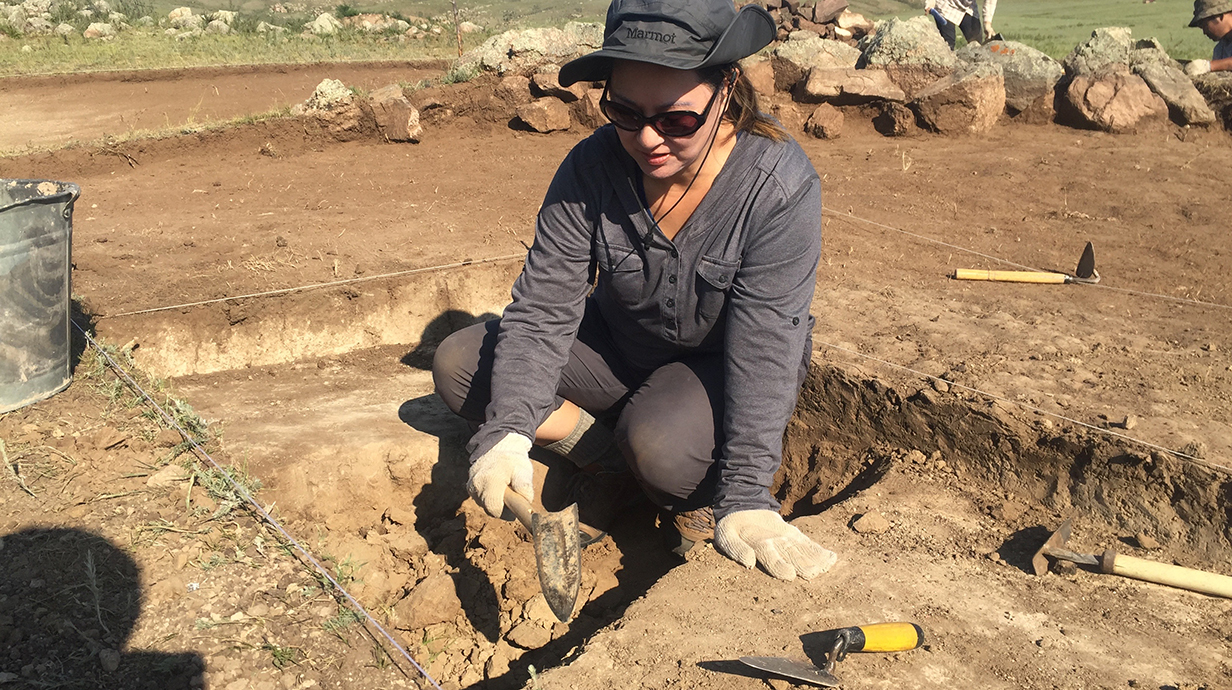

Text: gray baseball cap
xmin=1190 ymin=0 xmax=1232 ymax=26
xmin=558 ymin=0 xmax=776 ymax=87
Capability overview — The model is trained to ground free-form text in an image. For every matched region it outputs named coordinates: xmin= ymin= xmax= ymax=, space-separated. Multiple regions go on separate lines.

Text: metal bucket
xmin=1 ymin=179 xmax=80 ymax=413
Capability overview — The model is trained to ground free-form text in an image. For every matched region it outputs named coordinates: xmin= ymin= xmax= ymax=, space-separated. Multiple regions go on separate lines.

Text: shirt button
xmin=792 ymin=317 xmax=800 ymax=325
xmin=666 ymin=298 xmax=675 ymax=308
xmin=668 ymin=275 xmax=677 ymax=284
xmin=670 ymin=249 xmax=679 ymax=258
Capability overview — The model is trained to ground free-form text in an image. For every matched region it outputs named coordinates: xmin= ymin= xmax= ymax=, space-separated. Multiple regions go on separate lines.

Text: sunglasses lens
xmin=654 ymin=112 xmax=702 ymax=137
xmin=601 ymin=100 xmax=643 ymax=131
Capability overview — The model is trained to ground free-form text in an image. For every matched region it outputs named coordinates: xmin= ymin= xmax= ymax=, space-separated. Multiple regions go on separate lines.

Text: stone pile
xmin=293 ymin=79 xmax=424 ymax=143
xmin=758 ymin=0 xmax=875 ymax=45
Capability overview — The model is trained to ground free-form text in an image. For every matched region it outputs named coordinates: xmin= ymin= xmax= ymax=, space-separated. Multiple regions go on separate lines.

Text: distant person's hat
xmin=558 ymin=0 xmax=776 ymax=87
xmin=1190 ymin=0 xmax=1232 ymax=26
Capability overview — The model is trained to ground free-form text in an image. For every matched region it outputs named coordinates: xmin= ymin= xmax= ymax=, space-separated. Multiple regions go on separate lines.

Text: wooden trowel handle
xmin=1103 ymin=551 xmax=1232 ymax=599
xmin=954 ymin=269 xmax=1068 ymax=284
xmin=503 ymin=487 xmax=535 ymax=531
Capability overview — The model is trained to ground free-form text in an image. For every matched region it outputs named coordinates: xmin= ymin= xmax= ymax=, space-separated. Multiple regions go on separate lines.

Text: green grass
xmin=849 ymin=0 xmax=1214 ymax=60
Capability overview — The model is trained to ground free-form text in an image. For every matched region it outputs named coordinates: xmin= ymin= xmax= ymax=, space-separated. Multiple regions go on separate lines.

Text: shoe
xmin=564 ymin=470 xmax=644 ymax=545
xmin=665 ymin=505 xmax=714 ymax=557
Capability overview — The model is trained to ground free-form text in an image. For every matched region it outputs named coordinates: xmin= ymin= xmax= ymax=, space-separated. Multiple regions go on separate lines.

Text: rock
xmin=485 ymin=640 xmax=515 ymax=680
xmin=1064 ymin=27 xmax=1133 ymax=77
xmin=204 ymin=19 xmax=229 ymax=34
xmin=385 ymin=529 xmax=429 ymax=561
xmin=147 ymin=464 xmax=190 ymax=488
xmin=773 ymin=34 xmax=862 ymax=90
xmin=1191 ymin=72 xmax=1232 ymax=129
xmin=852 ymin=511 xmax=891 ymax=534
xmin=1135 ymin=532 xmax=1160 ymax=550
xmin=98 ymin=648 xmax=120 ymax=672
xmin=1053 ymin=559 xmax=1079 ymax=577
xmin=958 ymin=40 xmax=1063 ymax=114
xmin=808 ymin=0 xmax=849 ymax=24
xmin=93 ymin=427 xmax=127 ymax=450
xmin=522 ymin=593 xmax=558 ymax=623
xmin=506 ymin=620 xmax=552 ymax=649
xmin=458 ymin=20 xmax=481 ymax=33
xmin=211 ymin=9 xmax=236 ymax=23
xmin=495 ymin=75 xmax=532 ymax=104
xmin=306 ymin=12 xmax=342 ymax=36
xmin=367 ymin=84 xmax=423 ymax=142
xmin=744 ymin=57 xmax=776 ymax=96
xmin=305 ymin=79 xmax=353 ymax=110
xmin=82 ymin=21 xmax=113 ymax=38
xmin=168 ymin=7 xmax=201 ymax=30
xmin=795 ymin=67 xmax=906 ymax=104
xmin=256 ymin=21 xmax=286 ymax=34
xmin=53 ymin=22 xmax=75 ymax=36
xmin=1060 ymin=71 xmax=1167 ymax=133
xmin=835 ymin=10 xmax=873 ymax=35
xmin=804 ymin=103 xmax=844 ymax=139
xmin=912 ymin=62 xmax=1006 ymax=135
xmin=531 ymin=67 xmax=587 ymax=102
xmin=573 ymin=87 xmax=605 ymax=128
xmin=1120 ymin=414 xmax=1139 ymax=430
xmin=873 ymin=101 xmax=918 ymax=136
xmin=516 ymin=98 xmax=571 ymax=133
xmin=155 ymin=428 xmax=183 ymax=447
xmin=859 ymin=16 xmax=956 ymax=98
xmin=459 ymin=22 xmax=603 ymax=76
xmin=394 ymin=573 xmax=461 ymax=630
xmin=1133 ymin=63 xmax=1216 ymax=126
xmin=1129 ymin=37 xmax=1181 ymax=73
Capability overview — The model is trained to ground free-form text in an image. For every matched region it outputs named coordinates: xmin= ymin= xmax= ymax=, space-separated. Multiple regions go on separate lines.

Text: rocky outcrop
xmin=912 ymin=63 xmax=1006 ymax=135
xmin=1059 ymin=71 xmax=1168 ymax=133
xmin=959 ymin=40 xmax=1063 ymax=116
xmin=772 ymin=33 xmax=862 ymax=91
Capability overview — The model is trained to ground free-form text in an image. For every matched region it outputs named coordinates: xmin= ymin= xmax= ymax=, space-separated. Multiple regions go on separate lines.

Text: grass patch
xmin=849 ymin=0 xmax=1214 ymax=59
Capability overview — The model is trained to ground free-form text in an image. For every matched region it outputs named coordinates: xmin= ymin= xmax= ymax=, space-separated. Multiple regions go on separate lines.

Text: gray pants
xmin=432 ymin=314 xmax=729 ymax=512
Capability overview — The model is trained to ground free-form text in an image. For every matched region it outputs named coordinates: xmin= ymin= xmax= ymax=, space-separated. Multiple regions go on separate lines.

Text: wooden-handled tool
xmin=1032 ymin=519 xmax=1232 ymax=599
xmin=739 ymin=622 xmax=925 ymax=687
xmin=503 ymin=488 xmax=582 ymax=621
xmin=954 ymin=242 xmax=1100 ymax=285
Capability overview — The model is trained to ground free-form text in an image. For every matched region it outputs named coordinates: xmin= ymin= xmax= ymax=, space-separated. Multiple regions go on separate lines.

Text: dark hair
xmin=700 ymin=63 xmax=789 ymax=142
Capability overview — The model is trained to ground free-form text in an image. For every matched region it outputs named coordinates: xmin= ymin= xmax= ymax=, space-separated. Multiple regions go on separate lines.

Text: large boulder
xmin=296 ymin=78 xmax=368 ymax=138
xmin=743 ymin=56 xmax=776 ymax=96
xmin=1059 ymin=71 xmax=1168 ymax=133
xmin=516 ymin=98 xmax=572 ymax=133
xmin=204 ymin=18 xmax=229 ymax=34
xmin=306 ymin=12 xmax=342 ymax=36
xmin=859 ymin=15 xmax=956 ymax=98
xmin=366 ymin=84 xmax=424 ymax=142
xmin=795 ymin=67 xmax=906 ymax=104
xmin=1129 ymin=37 xmax=1181 ymax=73
xmin=167 ymin=7 xmax=200 ymax=30
xmin=773 ymin=33 xmax=862 ymax=90
xmin=1133 ymin=63 xmax=1216 ymax=126
xmin=457 ymin=22 xmax=603 ymax=76
xmin=958 ymin=40 xmax=1063 ymax=115
xmin=531 ymin=66 xmax=588 ymax=102
xmin=1064 ymin=27 xmax=1132 ymax=77
xmin=912 ymin=62 xmax=1006 ymax=135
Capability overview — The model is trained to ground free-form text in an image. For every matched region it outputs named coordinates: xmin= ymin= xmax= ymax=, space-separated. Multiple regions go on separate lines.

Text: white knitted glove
xmin=924 ymin=0 xmax=937 ymax=11
xmin=467 ymin=433 xmax=534 ymax=518
xmin=1185 ymin=59 xmax=1212 ymax=77
xmin=714 ymin=509 xmax=838 ymax=581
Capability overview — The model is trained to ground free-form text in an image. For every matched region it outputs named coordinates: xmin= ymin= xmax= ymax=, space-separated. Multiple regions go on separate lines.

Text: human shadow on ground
xmin=997 ymin=525 xmax=1054 ymax=574
xmin=0 ymin=527 xmax=204 ymax=689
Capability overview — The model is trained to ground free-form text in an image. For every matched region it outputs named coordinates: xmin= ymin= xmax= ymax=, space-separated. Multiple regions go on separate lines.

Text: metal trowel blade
xmin=1074 ymin=242 xmax=1099 ymax=283
xmin=531 ymin=503 xmax=582 ymax=622
xmin=739 ymin=656 xmax=840 ymax=687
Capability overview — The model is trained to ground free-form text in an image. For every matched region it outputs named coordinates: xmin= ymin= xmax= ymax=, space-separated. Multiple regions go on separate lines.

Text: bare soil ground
xmin=1 ymin=66 xmax=1230 ymax=690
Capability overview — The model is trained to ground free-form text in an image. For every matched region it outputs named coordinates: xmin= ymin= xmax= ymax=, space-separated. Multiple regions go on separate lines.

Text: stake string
xmin=73 ymin=324 xmax=444 ymax=690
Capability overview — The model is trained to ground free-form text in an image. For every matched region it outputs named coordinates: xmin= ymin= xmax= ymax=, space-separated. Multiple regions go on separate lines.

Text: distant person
xmin=1185 ymin=0 xmax=1232 ymax=75
xmin=925 ymin=0 xmax=998 ymax=49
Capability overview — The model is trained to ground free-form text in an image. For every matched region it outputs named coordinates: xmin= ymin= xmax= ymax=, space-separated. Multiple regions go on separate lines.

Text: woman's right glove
xmin=467 ymin=432 xmax=534 ymax=518
xmin=714 ymin=509 xmax=838 ymax=581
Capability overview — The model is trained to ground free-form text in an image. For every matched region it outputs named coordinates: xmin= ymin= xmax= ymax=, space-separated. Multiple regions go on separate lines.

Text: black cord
xmin=648 ymin=74 xmax=737 ymax=228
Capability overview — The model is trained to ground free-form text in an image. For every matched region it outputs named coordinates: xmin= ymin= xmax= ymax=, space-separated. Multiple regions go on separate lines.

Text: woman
xmin=432 ymin=0 xmax=835 ymax=581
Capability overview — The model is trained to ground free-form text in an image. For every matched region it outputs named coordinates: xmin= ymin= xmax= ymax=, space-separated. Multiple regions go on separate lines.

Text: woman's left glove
xmin=467 ymin=432 xmax=534 ymax=518
xmin=714 ymin=509 xmax=838 ymax=581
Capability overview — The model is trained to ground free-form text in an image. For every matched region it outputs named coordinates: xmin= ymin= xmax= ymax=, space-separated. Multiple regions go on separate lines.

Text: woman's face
xmin=606 ymin=60 xmax=727 ymax=182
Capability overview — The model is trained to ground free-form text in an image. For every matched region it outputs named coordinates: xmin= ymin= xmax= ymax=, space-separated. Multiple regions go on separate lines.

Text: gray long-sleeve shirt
xmin=469 ymin=125 xmax=822 ymax=520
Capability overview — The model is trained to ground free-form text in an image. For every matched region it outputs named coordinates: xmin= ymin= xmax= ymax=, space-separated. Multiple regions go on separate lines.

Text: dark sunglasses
xmin=599 ymin=80 xmax=726 ymax=138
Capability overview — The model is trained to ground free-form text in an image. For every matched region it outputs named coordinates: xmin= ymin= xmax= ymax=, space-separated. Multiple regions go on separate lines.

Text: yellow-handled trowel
xmin=954 ymin=242 xmax=1099 ymax=285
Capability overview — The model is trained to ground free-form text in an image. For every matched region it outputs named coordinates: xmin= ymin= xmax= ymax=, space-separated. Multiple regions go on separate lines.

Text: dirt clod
xmin=852 ymin=511 xmax=891 ymax=534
